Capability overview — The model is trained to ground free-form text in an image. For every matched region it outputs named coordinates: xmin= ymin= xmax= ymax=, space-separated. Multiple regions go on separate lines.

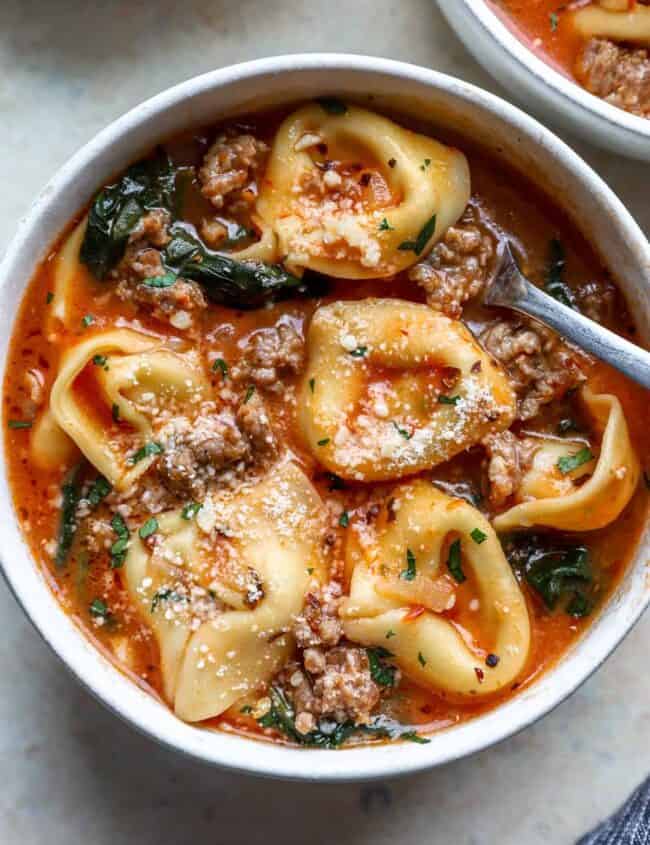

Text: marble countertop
xmin=0 ymin=2 xmax=648 ymax=843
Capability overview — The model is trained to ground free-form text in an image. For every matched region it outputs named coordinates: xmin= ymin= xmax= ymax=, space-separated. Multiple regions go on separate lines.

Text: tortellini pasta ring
xmin=123 ymin=462 xmax=327 ymax=722
xmin=50 ymin=328 xmax=210 ymax=490
xmin=47 ymin=215 xmax=98 ymax=335
xmin=493 ymin=388 xmax=640 ymax=533
xmin=341 ymin=481 xmax=531 ymax=696
xmin=257 ymin=103 xmax=470 ymax=278
xmin=572 ymin=3 xmax=650 ymax=46
xmin=299 ymin=298 xmax=516 ymax=481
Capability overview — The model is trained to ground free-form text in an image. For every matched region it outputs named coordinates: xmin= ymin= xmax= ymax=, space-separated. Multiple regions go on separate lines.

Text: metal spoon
xmin=484 ymin=242 xmax=650 ymax=390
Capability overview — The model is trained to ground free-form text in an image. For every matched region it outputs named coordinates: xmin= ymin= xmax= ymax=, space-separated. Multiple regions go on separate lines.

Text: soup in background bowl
xmin=0 ymin=55 xmax=648 ymax=781
xmin=437 ymin=0 xmax=650 ymax=160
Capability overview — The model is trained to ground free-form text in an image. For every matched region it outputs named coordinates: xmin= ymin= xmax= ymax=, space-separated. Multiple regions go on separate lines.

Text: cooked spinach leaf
xmin=258 ymin=686 xmax=429 ymax=747
xmin=545 ymin=238 xmax=577 ymax=309
xmin=80 ymin=149 xmax=177 ymax=280
xmin=159 ymin=224 xmax=304 ymax=309
xmin=505 ymin=535 xmax=595 ymax=615
xmin=55 ymin=464 xmax=83 ymax=567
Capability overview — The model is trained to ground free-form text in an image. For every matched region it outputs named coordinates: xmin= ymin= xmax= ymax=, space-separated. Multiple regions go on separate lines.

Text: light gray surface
xmin=0 ymin=2 xmax=648 ymax=843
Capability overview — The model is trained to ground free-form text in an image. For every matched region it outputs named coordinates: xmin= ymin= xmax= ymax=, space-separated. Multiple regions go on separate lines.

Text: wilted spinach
xmin=159 ymin=224 xmax=306 ymax=309
xmin=80 ymin=149 xmax=177 ymax=280
xmin=545 ymin=239 xmax=577 ymax=310
xmin=505 ymin=535 xmax=595 ymax=617
xmin=258 ymin=686 xmax=429 ymax=747
xmin=55 ymin=464 xmax=83 ymax=567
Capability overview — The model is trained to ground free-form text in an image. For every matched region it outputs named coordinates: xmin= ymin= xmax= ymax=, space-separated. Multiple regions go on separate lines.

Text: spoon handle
xmin=486 ymin=244 xmax=650 ymax=390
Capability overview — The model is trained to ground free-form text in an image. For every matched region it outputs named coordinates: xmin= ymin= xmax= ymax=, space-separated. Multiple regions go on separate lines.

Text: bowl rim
xmin=0 ymin=52 xmax=648 ymax=782
xmin=438 ymin=0 xmax=650 ymax=151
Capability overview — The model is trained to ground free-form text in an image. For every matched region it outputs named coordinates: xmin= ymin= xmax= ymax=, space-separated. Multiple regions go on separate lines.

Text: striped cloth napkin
xmin=579 ymin=777 xmax=650 ymax=844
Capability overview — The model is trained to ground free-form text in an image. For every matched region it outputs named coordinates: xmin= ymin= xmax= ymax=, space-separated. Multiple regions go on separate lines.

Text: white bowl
xmin=437 ymin=0 xmax=650 ymax=160
xmin=0 ymin=54 xmax=648 ymax=782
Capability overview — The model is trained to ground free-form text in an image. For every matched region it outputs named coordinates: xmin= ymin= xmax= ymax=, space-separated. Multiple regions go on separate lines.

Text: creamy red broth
xmin=4 ymin=104 xmax=648 ymax=747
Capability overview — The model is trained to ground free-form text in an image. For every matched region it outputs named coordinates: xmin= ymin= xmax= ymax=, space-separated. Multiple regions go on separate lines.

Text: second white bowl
xmin=437 ymin=0 xmax=650 ymax=160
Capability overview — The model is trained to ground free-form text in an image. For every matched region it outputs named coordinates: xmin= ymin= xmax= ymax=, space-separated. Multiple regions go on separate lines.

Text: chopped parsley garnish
xmin=447 ymin=538 xmax=465 ymax=583
xmin=81 ymin=314 xmax=95 ymax=327
xmin=212 ymin=358 xmax=228 ymax=378
xmin=89 ymin=598 xmax=109 ymax=619
xmin=379 ymin=218 xmax=395 ymax=231
xmin=111 ymin=403 xmax=120 ymax=423
xmin=392 ymin=421 xmax=412 ymax=440
xmin=92 ymin=354 xmax=108 ymax=368
xmin=317 ymin=437 xmax=330 ymax=446
xmin=8 ymin=419 xmax=32 ymax=429
xmin=338 ymin=510 xmax=350 ymax=528
xmin=400 ymin=548 xmax=417 ymax=581
xmin=505 ymin=536 xmax=595 ymax=616
xmin=139 ymin=517 xmax=158 ymax=539
xmin=401 ymin=731 xmax=430 ymax=744
xmin=240 ymin=705 xmax=253 ymax=715
xmin=417 ymin=651 xmax=427 ymax=667
xmin=385 ymin=629 xmax=396 ymax=639
xmin=438 ymin=394 xmax=460 ymax=406
xmin=545 ymin=239 xmax=576 ymax=309
xmin=367 ymin=647 xmax=397 ymax=687
xmin=143 ymin=272 xmax=177 ymax=288
xmin=244 ymin=385 xmax=255 ymax=403
xmin=110 ymin=513 xmax=130 ymax=569
xmin=128 ymin=441 xmax=163 ymax=465
xmin=470 ymin=527 xmax=487 ymax=545
xmin=181 ymin=501 xmax=202 ymax=520
xmin=419 ymin=158 xmax=431 ymax=171
xmin=46 ymin=292 xmax=54 ymax=304
xmin=549 ymin=11 xmax=559 ymax=31
xmin=316 ymin=97 xmax=347 ymax=115
xmin=557 ymin=447 xmax=593 ymax=475
xmin=85 ymin=475 xmax=112 ymax=507
xmin=349 ymin=346 xmax=367 ymax=358
xmin=55 ymin=464 xmax=82 ymax=567
xmin=398 ymin=214 xmax=437 ymax=256
xmin=309 ymin=377 xmax=315 ymax=393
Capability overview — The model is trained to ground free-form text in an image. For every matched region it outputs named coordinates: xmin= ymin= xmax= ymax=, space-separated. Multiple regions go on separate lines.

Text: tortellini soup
xmin=489 ymin=0 xmax=650 ymax=119
xmin=4 ymin=100 xmax=648 ymax=748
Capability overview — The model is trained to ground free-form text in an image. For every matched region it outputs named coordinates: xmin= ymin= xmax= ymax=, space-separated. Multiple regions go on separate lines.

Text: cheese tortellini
xmin=48 ymin=216 xmax=98 ymax=334
xmin=50 ymin=328 xmax=209 ymax=490
xmin=494 ymin=389 xmax=640 ymax=532
xmin=341 ymin=482 xmax=531 ymax=695
xmin=299 ymin=298 xmax=516 ymax=481
xmin=572 ymin=2 xmax=650 ymax=46
xmin=123 ymin=462 xmax=326 ymax=721
xmin=257 ymin=103 xmax=470 ymax=278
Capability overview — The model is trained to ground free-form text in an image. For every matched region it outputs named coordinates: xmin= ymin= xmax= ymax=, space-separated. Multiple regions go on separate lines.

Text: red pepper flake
xmin=400 ymin=328 xmax=409 ymax=336
xmin=471 ymin=360 xmax=482 ymax=373
xmin=486 ymin=653 xmax=500 ymax=668
xmin=474 ymin=667 xmax=485 ymax=683
xmin=403 ymin=605 xmax=426 ymax=622
xmin=359 ymin=172 xmax=372 ymax=187
xmin=388 ymin=158 xmax=397 ymax=168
